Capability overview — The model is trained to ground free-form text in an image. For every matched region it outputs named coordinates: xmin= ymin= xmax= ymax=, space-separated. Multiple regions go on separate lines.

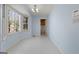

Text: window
xmin=7 ymin=6 xmax=28 ymax=33
xmin=8 ymin=9 xmax=20 ymax=33
xmin=23 ymin=17 xmax=28 ymax=31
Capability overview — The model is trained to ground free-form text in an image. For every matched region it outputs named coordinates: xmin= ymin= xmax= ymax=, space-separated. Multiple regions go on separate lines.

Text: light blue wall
xmin=32 ymin=16 xmax=40 ymax=36
xmin=48 ymin=4 xmax=79 ymax=53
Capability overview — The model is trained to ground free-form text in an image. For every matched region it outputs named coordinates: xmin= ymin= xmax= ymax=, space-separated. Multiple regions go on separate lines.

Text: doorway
xmin=40 ymin=19 xmax=47 ymax=36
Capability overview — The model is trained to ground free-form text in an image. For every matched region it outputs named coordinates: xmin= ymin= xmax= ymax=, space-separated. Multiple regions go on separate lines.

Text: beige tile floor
xmin=7 ymin=36 xmax=62 ymax=54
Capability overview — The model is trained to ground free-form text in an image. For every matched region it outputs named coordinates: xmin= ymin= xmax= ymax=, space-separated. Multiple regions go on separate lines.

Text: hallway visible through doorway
xmin=40 ymin=19 xmax=47 ymax=36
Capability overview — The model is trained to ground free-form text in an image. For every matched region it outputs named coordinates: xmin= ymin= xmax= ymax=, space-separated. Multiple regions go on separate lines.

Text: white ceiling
xmin=23 ymin=4 xmax=53 ymax=16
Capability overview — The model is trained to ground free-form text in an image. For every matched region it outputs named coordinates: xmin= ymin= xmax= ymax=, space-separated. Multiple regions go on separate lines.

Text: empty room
xmin=0 ymin=4 xmax=79 ymax=54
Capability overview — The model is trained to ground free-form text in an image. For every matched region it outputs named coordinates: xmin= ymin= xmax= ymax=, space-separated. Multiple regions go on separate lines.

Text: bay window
xmin=8 ymin=9 xmax=19 ymax=33
xmin=7 ymin=6 xmax=28 ymax=33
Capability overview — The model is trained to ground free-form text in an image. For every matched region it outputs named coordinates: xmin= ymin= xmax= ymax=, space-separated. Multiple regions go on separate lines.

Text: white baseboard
xmin=49 ymin=38 xmax=64 ymax=54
